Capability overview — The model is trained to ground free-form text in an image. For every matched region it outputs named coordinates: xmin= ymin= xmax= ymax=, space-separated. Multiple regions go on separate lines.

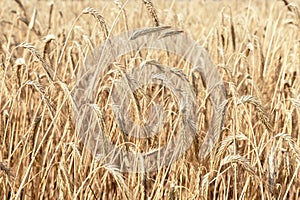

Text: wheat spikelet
xmin=13 ymin=57 xmax=26 ymax=87
xmin=25 ymin=80 xmax=55 ymax=117
xmin=220 ymin=154 xmax=256 ymax=175
xmin=28 ymin=8 xmax=37 ymax=31
xmin=19 ymin=42 xmax=59 ymax=82
xmin=114 ymin=0 xmax=129 ymax=31
xmin=0 ymin=110 xmax=9 ymax=142
xmin=158 ymin=30 xmax=184 ymax=39
xmin=275 ymin=132 xmax=300 ymax=162
xmin=103 ymin=165 xmax=133 ymax=199
xmin=47 ymin=1 xmax=54 ymax=31
xmin=31 ymin=115 xmax=42 ymax=136
xmin=237 ymin=95 xmax=272 ymax=131
xmin=142 ymin=0 xmax=160 ymax=27
xmin=219 ymin=154 xmax=277 ymax=195
xmin=91 ymin=104 xmax=108 ymax=137
xmin=112 ymin=62 xmax=143 ymax=125
xmin=216 ymin=132 xmax=248 ymax=159
xmin=201 ymin=171 xmax=213 ymax=200
xmin=43 ymin=34 xmax=55 ymax=60
xmin=287 ymin=98 xmax=300 ymax=109
xmin=82 ymin=7 xmax=109 ymax=39
xmin=59 ymin=161 xmax=74 ymax=195
xmin=129 ymin=26 xmax=171 ymax=40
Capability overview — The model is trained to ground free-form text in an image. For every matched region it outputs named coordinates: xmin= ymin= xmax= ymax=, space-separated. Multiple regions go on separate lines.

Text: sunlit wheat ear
xmin=237 ymin=95 xmax=272 ymax=131
xmin=218 ymin=154 xmax=273 ymax=190
xmin=25 ymin=80 xmax=55 ymax=117
xmin=142 ymin=0 xmax=160 ymax=26
xmin=31 ymin=115 xmax=42 ymax=136
xmin=201 ymin=171 xmax=213 ymax=199
xmin=220 ymin=155 xmax=256 ymax=175
xmin=287 ymin=98 xmax=300 ymax=109
xmin=43 ymin=34 xmax=55 ymax=59
xmin=82 ymin=7 xmax=109 ymax=39
xmin=112 ymin=62 xmax=143 ymax=123
xmin=19 ymin=42 xmax=59 ymax=82
xmin=103 ymin=165 xmax=133 ymax=199
xmin=275 ymin=132 xmax=300 ymax=162
xmin=114 ymin=0 xmax=129 ymax=31
xmin=215 ymin=132 xmax=248 ymax=160
xmin=13 ymin=57 xmax=26 ymax=87
xmin=129 ymin=26 xmax=171 ymax=40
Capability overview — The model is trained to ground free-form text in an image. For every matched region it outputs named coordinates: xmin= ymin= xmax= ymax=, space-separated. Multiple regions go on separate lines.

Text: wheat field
xmin=0 ymin=0 xmax=300 ymax=199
